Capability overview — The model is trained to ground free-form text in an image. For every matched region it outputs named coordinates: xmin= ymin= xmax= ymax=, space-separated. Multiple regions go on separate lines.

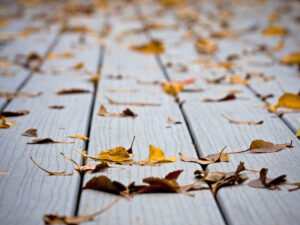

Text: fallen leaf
xmin=46 ymin=52 xmax=74 ymax=60
xmin=0 ymin=91 xmax=41 ymax=100
xmin=179 ymin=146 xmax=228 ymax=166
xmin=146 ymin=145 xmax=177 ymax=164
xmin=22 ymin=129 xmax=37 ymax=137
xmin=203 ymin=93 xmax=239 ymax=102
xmin=23 ymin=52 xmax=42 ymax=71
xmin=296 ymin=119 xmax=300 ymax=137
xmin=280 ymin=52 xmax=300 ymax=65
xmin=229 ymin=75 xmax=249 ymax=85
xmin=98 ymin=105 xmax=137 ymax=118
xmin=0 ymin=116 xmax=17 ymax=129
xmin=0 ymin=171 xmax=9 ymax=175
xmin=49 ymin=105 xmax=65 ymax=109
xmin=104 ymin=95 xmax=160 ymax=107
xmin=162 ymin=77 xmax=197 ymax=97
xmin=195 ymin=38 xmax=218 ymax=54
xmin=43 ymin=197 xmax=119 ymax=225
xmin=195 ymin=162 xmax=248 ymax=196
xmin=130 ymin=40 xmax=165 ymax=54
xmin=68 ymin=135 xmax=89 ymax=140
xmin=167 ymin=117 xmax=182 ymax=125
xmin=70 ymin=62 xmax=84 ymax=70
xmin=248 ymin=168 xmax=286 ymax=190
xmin=262 ymin=26 xmax=287 ymax=36
xmin=56 ymin=88 xmax=90 ymax=95
xmin=206 ymin=76 xmax=226 ymax=84
xmin=248 ymin=139 xmax=293 ymax=153
xmin=270 ymin=93 xmax=300 ymax=111
xmin=1 ymin=110 xmax=29 ymax=117
xmin=273 ymin=40 xmax=284 ymax=51
xmin=30 ymin=156 xmax=73 ymax=176
xmin=27 ymin=138 xmax=74 ymax=144
xmin=222 ymin=114 xmax=263 ymax=125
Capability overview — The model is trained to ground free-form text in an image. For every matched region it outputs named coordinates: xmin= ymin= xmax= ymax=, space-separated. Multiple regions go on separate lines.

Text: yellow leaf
xmin=71 ymin=62 xmax=84 ymax=70
xmin=262 ymin=26 xmax=286 ymax=36
xmin=0 ymin=116 xmax=17 ymax=129
xmin=46 ymin=52 xmax=73 ymax=60
xmin=296 ymin=119 xmax=300 ymax=137
xmin=68 ymin=135 xmax=89 ymax=140
xmin=148 ymin=145 xmax=177 ymax=163
xmin=162 ymin=77 xmax=197 ymax=97
xmin=270 ymin=93 xmax=300 ymax=111
xmin=97 ymin=146 xmax=132 ymax=162
xmin=280 ymin=52 xmax=300 ymax=65
xmin=130 ymin=40 xmax=165 ymax=54
xmin=195 ymin=38 xmax=218 ymax=54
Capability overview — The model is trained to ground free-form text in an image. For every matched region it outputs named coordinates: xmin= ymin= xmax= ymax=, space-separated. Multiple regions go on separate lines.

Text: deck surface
xmin=0 ymin=0 xmax=300 ymax=225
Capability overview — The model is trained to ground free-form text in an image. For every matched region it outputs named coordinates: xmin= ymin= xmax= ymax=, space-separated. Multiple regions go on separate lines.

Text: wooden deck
xmin=0 ymin=0 xmax=300 ymax=224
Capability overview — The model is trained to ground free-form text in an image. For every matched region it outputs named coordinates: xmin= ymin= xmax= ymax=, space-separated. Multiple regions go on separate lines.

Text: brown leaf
xmin=23 ymin=52 xmax=42 ymax=71
xmin=0 ymin=91 xmax=41 ymax=100
xmin=43 ymin=197 xmax=119 ymax=225
xmin=49 ymin=105 xmax=65 ymax=109
xmin=30 ymin=156 xmax=73 ymax=176
xmin=27 ymin=138 xmax=74 ymax=144
xmin=104 ymin=95 xmax=160 ymax=107
xmin=98 ymin=105 xmax=137 ymax=118
xmin=249 ymin=139 xmax=293 ymax=153
xmin=167 ymin=117 xmax=182 ymax=125
xmin=1 ymin=110 xmax=29 ymax=117
xmin=56 ymin=88 xmax=90 ymax=95
xmin=22 ymin=128 xmax=37 ymax=137
xmin=195 ymin=162 xmax=247 ymax=196
xmin=206 ymin=76 xmax=226 ymax=84
xmin=248 ymin=168 xmax=286 ymax=190
xmin=179 ymin=146 xmax=228 ymax=166
xmin=222 ymin=114 xmax=264 ymax=125
xmin=203 ymin=93 xmax=238 ymax=102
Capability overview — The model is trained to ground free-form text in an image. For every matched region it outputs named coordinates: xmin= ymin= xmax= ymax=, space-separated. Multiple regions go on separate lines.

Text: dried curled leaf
xmin=222 ymin=114 xmax=263 ymax=125
xmin=203 ymin=93 xmax=237 ymax=102
xmin=1 ymin=110 xmax=29 ymax=117
xmin=270 ymin=93 xmax=300 ymax=111
xmin=56 ymin=88 xmax=90 ymax=95
xmin=98 ymin=105 xmax=137 ymax=118
xmin=167 ymin=117 xmax=182 ymax=125
xmin=130 ymin=40 xmax=165 ymax=54
xmin=68 ymin=135 xmax=89 ymax=141
xmin=44 ymin=197 xmax=119 ymax=225
xmin=195 ymin=162 xmax=248 ymax=196
xmin=248 ymin=168 xmax=286 ymax=190
xmin=22 ymin=128 xmax=37 ymax=137
xmin=0 ymin=91 xmax=41 ymax=100
xmin=179 ymin=146 xmax=228 ymax=166
xmin=0 ymin=116 xmax=17 ymax=129
xmin=195 ymin=38 xmax=218 ymax=54
xmin=280 ymin=52 xmax=300 ymax=65
xmin=262 ymin=26 xmax=287 ymax=36
xmin=248 ymin=139 xmax=293 ymax=153
xmin=49 ymin=105 xmax=65 ymax=109
xmin=30 ymin=156 xmax=72 ymax=176
xmin=27 ymin=138 xmax=74 ymax=144
xmin=105 ymin=95 xmax=160 ymax=107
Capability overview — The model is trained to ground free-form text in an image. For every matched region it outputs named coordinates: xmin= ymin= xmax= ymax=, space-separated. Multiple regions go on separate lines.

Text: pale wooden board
xmin=142 ymin=1 xmax=300 ymax=225
xmin=78 ymin=3 xmax=225 ymax=225
xmin=0 ymin=13 xmax=103 ymax=225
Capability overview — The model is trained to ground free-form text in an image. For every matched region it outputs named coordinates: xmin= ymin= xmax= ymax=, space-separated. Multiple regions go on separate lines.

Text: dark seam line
xmin=136 ymin=4 xmax=230 ymax=225
xmin=73 ymin=11 xmax=109 ymax=216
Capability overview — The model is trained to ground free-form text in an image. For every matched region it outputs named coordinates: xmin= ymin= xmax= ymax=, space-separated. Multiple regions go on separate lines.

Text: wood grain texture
xmin=142 ymin=1 xmax=300 ymax=225
xmin=78 ymin=3 xmax=225 ymax=225
xmin=0 ymin=13 xmax=103 ymax=225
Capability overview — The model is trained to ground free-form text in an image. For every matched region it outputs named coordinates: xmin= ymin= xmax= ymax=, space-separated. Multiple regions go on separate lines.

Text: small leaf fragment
xmin=167 ymin=117 xmax=182 ymax=125
xmin=105 ymin=95 xmax=160 ymax=107
xmin=1 ymin=110 xmax=29 ymax=117
xmin=130 ymin=40 xmax=165 ymax=54
xmin=70 ymin=62 xmax=84 ymax=70
xmin=22 ymin=128 xmax=37 ymax=137
xmin=195 ymin=38 xmax=218 ymax=54
xmin=56 ymin=88 xmax=90 ymax=95
xmin=27 ymin=138 xmax=74 ymax=144
xmin=203 ymin=93 xmax=237 ymax=102
xmin=68 ymin=135 xmax=89 ymax=141
xmin=98 ymin=105 xmax=137 ymax=118
xmin=49 ymin=105 xmax=65 ymax=109
xmin=222 ymin=114 xmax=263 ymax=125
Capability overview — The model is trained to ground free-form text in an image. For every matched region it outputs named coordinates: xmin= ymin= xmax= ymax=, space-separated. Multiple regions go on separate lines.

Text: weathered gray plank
xmin=78 ymin=2 xmax=225 ymax=225
xmin=142 ymin=1 xmax=300 ymax=225
xmin=0 ymin=13 xmax=103 ymax=225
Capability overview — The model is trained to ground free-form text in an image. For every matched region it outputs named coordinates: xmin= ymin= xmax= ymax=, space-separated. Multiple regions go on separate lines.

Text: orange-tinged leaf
xmin=162 ymin=77 xmax=197 ymax=97
xmin=70 ymin=62 xmax=84 ymax=70
xmin=46 ymin=52 xmax=74 ymax=60
xmin=280 ymin=52 xmax=300 ymax=65
xmin=147 ymin=145 xmax=177 ymax=163
xmin=262 ymin=26 xmax=286 ymax=36
xmin=97 ymin=147 xmax=132 ymax=162
xmin=229 ymin=75 xmax=249 ymax=85
xmin=270 ymin=93 xmax=300 ymax=110
xmin=130 ymin=40 xmax=164 ymax=54
xmin=68 ymin=134 xmax=89 ymax=140
xmin=195 ymin=38 xmax=218 ymax=54
xmin=0 ymin=116 xmax=17 ymax=129
xmin=249 ymin=139 xmax=293 ymax=153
